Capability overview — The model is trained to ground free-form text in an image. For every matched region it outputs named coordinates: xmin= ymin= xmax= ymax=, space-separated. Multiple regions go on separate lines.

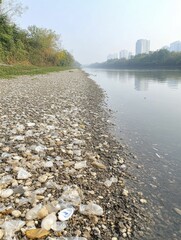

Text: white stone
xmin=12 ymin=210 xmax=21 ymax=218
xmin=38 ymin=175 xmax=48 ymax=183
xmin=44 ymin=161 xmax=53 ymax=168
xmin=0 ymin=189 xmax=13 ymax=198
xmin=140 ymin=199 xmax=147 ymax=204
xmin=17 ymin=168 xmax=32 ymax=180
xmin=74 ymin=161 xmax=87 ymax=169
xmin=27 ymin=122 xmax=35 ymax=127
xmin=122 ymin=189 xmax=129 ymax=197
xmin=0 ymin=229 xmax=4 ymax=239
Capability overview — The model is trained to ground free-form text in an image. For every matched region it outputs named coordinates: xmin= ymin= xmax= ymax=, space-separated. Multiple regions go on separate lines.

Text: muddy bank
xmin=0 ymin=69 xmax=151 ymax=239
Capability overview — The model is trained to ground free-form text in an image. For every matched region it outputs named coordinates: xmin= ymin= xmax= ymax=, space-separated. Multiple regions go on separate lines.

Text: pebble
xmin=92 ymin=161 xmax=107 ymax=169
xmin=0 ymin=189 xmax=13 ymax=198
xmin=140 ymin=199 xmax=147 ymax=204
xmin=38 ymin=175 xmax=48 ymax=183
xmin=37 ymin=206 xmax=49 ymax=219
xmin=0 ymin=229 xmax=4 ymax=239
xmin=122 ymin=189 xmax=129 ymax=197
xmin=174 ymin=208 xmax=181 ymax=215
xmin=17 ymin=168 xmax=32 ymax=180
xmin=25 ymin=228 xmax=50 ymax=239
xmin=12 ymin=210 xmax=21 ymax=218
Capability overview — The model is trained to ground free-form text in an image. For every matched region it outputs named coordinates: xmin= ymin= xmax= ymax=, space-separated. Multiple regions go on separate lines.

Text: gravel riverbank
xmin=0 ymin=69 xmax=151 ymax=239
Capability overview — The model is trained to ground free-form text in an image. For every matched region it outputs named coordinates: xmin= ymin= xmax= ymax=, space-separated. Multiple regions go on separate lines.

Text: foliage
xmin=0 ymin=14 xmax=75 ymax=67
xmin=90 ymin=49 xmax=181 ymax=69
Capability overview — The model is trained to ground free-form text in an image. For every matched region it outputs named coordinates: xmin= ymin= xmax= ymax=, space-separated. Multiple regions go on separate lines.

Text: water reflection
xmin=84 ymin=68 xmax=181 ymax=239
xmin=104 ymin=69 xmax=181 ymax=90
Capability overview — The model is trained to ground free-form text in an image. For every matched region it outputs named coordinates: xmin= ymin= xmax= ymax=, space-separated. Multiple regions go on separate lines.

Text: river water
xmin=84 ymin=68 xmax=181 ymax=240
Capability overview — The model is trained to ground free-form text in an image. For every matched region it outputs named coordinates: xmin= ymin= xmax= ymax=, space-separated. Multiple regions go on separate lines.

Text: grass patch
xmin=0 ymin=65 xmax=72 ymax=78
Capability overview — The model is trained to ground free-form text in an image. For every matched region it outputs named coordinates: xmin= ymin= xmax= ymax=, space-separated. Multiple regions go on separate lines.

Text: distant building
xmin=169 ymin=41 xmax=181 ymax=52
xmin=119 ymin=50 xmax=129 ymax=59
xmin=107 ymin=53 xmax=118 ymax=60
xmin=119 ymin=50 xmax=133 ymax=60
xmin=136 ymin=39 xmax=150 ymax=55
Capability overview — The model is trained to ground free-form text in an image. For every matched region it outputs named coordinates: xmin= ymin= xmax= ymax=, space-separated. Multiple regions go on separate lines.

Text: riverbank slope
xmin=0 ymin=69 xmax=150 ymax=239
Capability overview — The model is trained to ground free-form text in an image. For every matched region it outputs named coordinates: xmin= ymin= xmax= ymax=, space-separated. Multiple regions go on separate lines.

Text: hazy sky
xmin=16 ymin=0 xmax=181 ymax=64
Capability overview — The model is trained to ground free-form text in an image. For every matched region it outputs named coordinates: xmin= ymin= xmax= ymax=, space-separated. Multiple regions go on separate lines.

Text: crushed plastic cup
xmin=79 ymin=202 xmax=103 ymax=216
xmin=58 ymin=207 xmax=75 ymax=221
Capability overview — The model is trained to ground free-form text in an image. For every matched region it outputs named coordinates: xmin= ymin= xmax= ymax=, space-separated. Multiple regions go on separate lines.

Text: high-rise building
xmin=135 ymin=39 xmax=150 ymax=55
xmin=169 ymin=41 xmax=181 ymax=52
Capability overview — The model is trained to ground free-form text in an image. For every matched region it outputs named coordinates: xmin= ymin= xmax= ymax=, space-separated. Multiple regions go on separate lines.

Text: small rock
xmin=38 ymin=175 xmax=48 ymax=183
xmin=140 ymin=199 xmax=147 ymax=204
xmin=0 ymin=229 xmax=4 ymax=239
xmin=17 ymin=168 xmax=32 ymax=180
xmin=74 ymin=161 xmax=87 ymax=169
xmin=12 ymin=210 xmax=21 ymax=218
xmin=122 ymin=189 xmax=129 ymax=197
xmin=44 ymin=161 xmax=53 ymax=168
xmin=0 ymin=189 xmax=13 ymax=198
xmin=37 ymin=206 xmax=49 ymax=219
xmin=92 ymin=161 xmax=106 ymax=170
xmin=25 ymin=228 xmax=49 ymax=239
xmin=174 ymin=208 xmax=181 ymax=215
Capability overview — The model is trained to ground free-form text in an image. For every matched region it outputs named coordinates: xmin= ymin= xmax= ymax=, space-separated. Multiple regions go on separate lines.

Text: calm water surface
xmin=85 ymin=68 xmax=181 ymax=240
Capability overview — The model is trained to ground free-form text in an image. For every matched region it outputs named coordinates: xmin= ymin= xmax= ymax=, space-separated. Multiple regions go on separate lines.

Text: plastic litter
xmin=41 ymin=212 xmax=57 ymax=230
xmin=60 ymin=186 xmax=82 ymax=206
xmin=104 ymin=177 xmax=118 ymax=187
xmin=1 ymin=220 xmax=25 ymax=240
xmin=58 ymin=207 xmax=75 ymax=221
xmin=26 ymin=204 xmax=42 ymax=220
xmin=79 ymin=202 xmax=103 ymax=216
xmin=51 ymin=221 xmax=67 ymax=231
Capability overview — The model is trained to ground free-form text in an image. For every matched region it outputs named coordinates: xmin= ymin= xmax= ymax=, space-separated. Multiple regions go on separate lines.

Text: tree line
xmin=89 ymin=49 xmax=181 ymax=69
xmin=0 ymin=1 xmax=76 ymax=67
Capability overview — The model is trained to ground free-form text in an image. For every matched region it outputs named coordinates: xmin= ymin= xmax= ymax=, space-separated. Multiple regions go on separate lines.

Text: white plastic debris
xmin=17 ymin=168 xmax=32 ymax=180
xmin=74 ymin=161 xmax=87 ymax=170
xmin=60 ymin=186 xmax=82 ymax=206
xmin=26 ymin=204 xmax=42 ymax=220
xmin=79 ymin=202 xmax=103 ymax=216
xmin=1 ymin=220 xmax=25 ymax=239
xmin=58 ymin=207 xmax=75 ymax=221
xmin=51 ymin=221 xmax=67 ymax=231
xmin=104 ymin=177 xmax=118 ymax=188
xmin=41 ymin=212 xmax=57 ymax=230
